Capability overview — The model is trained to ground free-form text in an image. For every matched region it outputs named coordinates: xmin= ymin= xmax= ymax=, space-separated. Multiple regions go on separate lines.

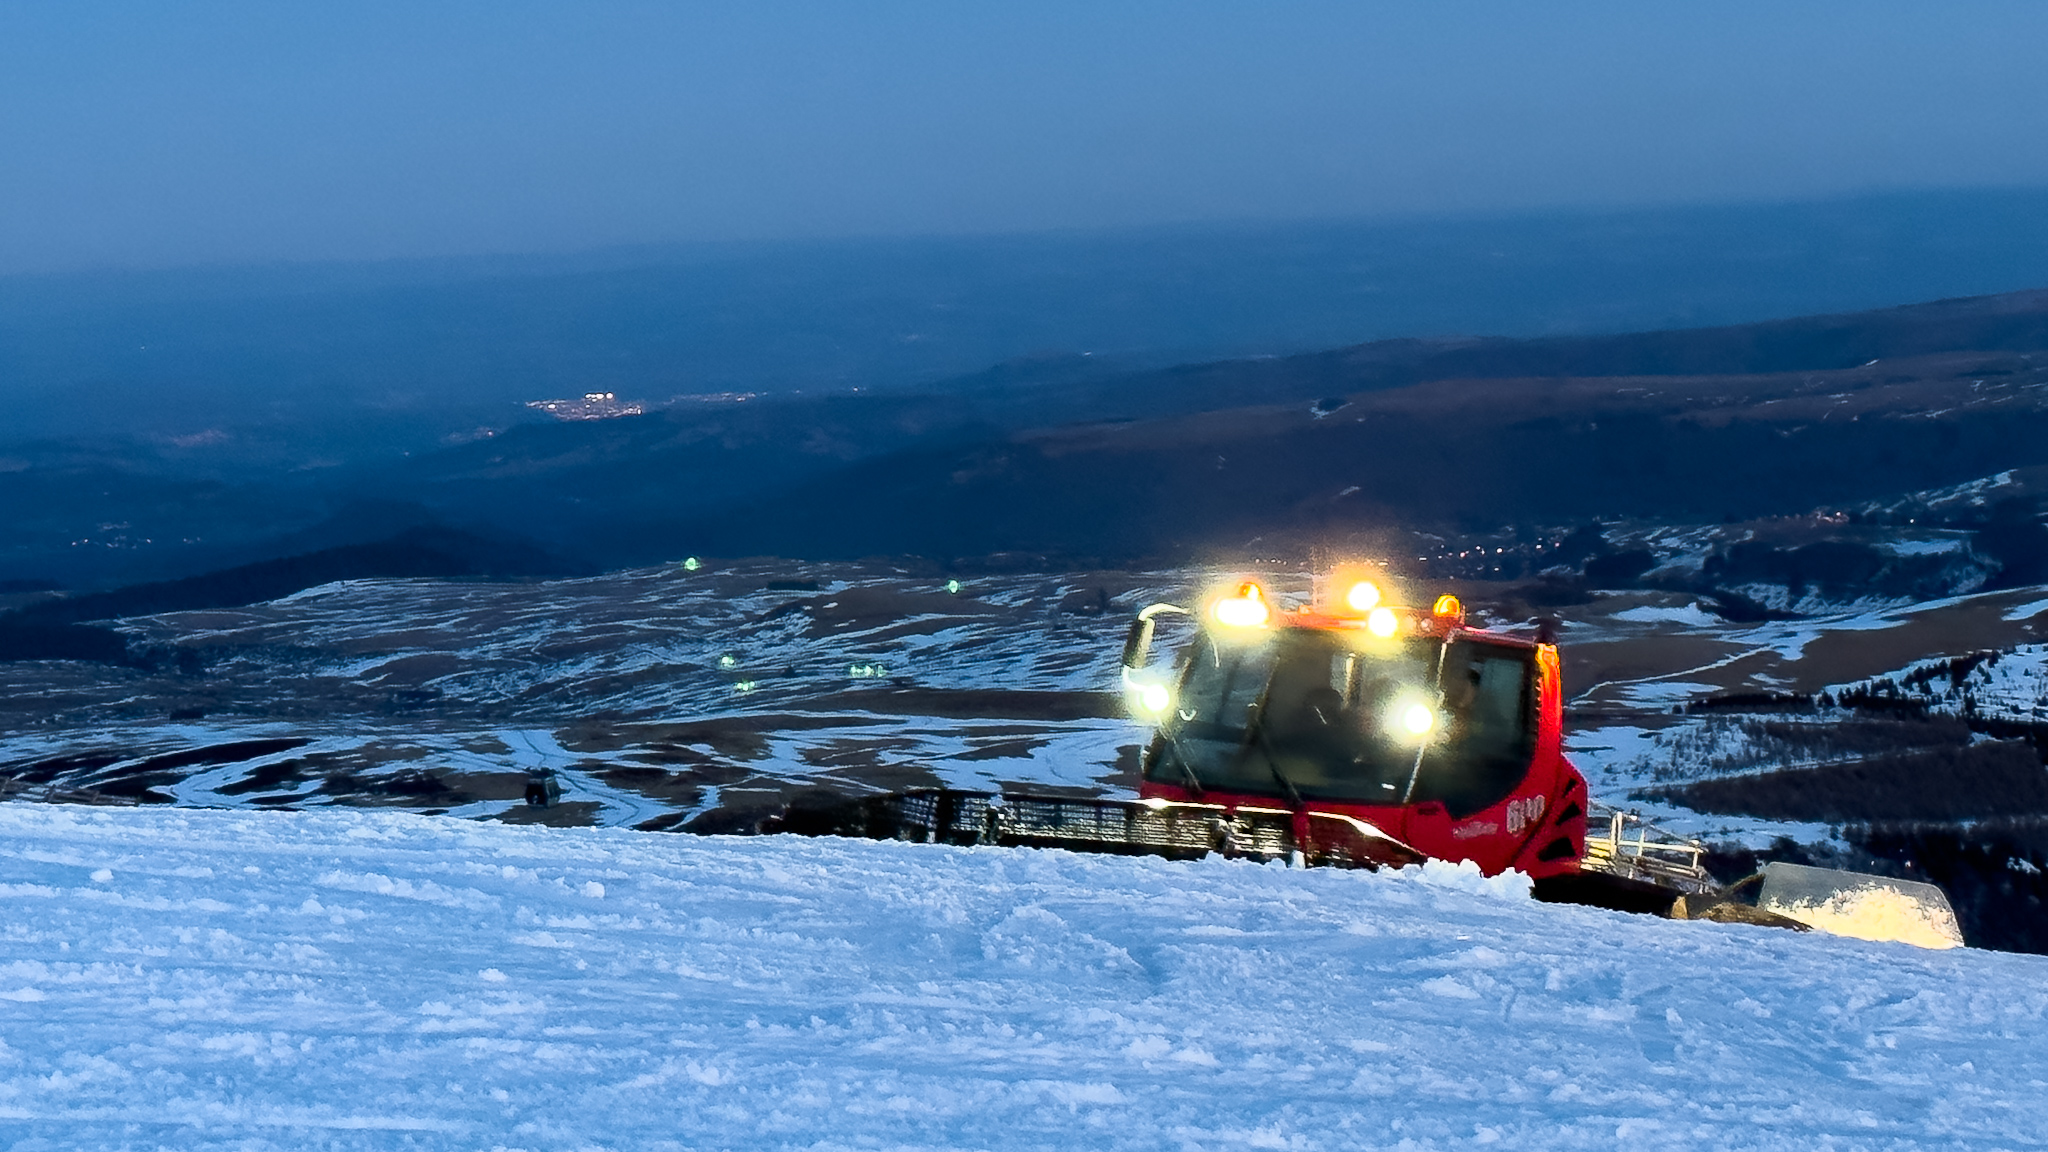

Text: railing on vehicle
xmin=1580 ymin=802 xmax=1716 ymax=895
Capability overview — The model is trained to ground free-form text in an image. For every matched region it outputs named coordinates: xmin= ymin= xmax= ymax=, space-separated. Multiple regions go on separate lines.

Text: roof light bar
xmin=1211 ymin=582 xmax=1270 ymax=628
xmin=1344 ymin=580 xmax=1381 ymax=612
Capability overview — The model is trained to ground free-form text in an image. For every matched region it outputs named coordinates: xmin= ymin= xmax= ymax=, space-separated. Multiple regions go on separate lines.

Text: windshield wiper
xmin=1160 ymin=730 xmax=1206 ymax=798
xmin=1399 ymin=636 xmax=1456 ymax=804
xmin=1241 ymin=705 xmax=1305 ymax=809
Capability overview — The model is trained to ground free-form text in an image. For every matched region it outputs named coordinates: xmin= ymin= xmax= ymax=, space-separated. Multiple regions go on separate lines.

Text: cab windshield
xmin=1142 ymin=626 xmax=1536 ymax=819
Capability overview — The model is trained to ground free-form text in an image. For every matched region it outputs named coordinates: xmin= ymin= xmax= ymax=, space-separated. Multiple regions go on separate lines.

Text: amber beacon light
xmin=1211 ymin=582 xmax=1270 ymax=628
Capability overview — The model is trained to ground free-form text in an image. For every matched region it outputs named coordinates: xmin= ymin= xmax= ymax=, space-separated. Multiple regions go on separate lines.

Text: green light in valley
xmin=682 ymin=557 xmax=701 ymax=571
xmin=945 ymin=579 xmax=961 ymax=594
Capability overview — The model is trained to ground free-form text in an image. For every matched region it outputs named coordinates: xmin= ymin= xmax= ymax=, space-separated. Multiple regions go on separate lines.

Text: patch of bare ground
xmin=206 ymin=745 xmax=507 ymax=806
xmin=64 ymin=738 xmax=310 ymax=804
xmin=1646 ymin=739 xmax=2048 ymax=823
xmin=1101 ymin=742 xmax=1141 ymax=791
xmin=558 ymin=712 xmax=891 ymax=757
xmin=438 ymin=770 xmax=527 ymax=802
xmin=956 ymin=723 xmax=1077 ymax=738
xmin=317 ymin=769 xmax=469 ymax=806
xmin=1560 ymin=633 xmax=1751 ymax=701
xmin=1786 ymin=592 xmax=2048 ymax=691
xmin=330 ymin=629 xmax=460 ymax=653
xmin=620 ymin=742 xmax=721 ymax=768
xmin=633 ymin=762 xmax=956 ymax=834
xmin=493 ymin=800 xmax=604 ymax=827
xmin=820 ymin=762 xmax=947 ymax=795
xmin=347 ymin=653 xmax=467 ymax=683
xmin=796 ymin=586 xmax=1003 ymax=637
xmin=0 ymin=750 xmax=125 ymax=785
xmin=954 ymin=738 xmax=1055 ymax=762
xmin=827 ymin=688 xmax=1121 ymax=720
xmin=144 ymin=609 xmax=279 ymax=633
xmin=677 ymin=785 xmax=812 ymax=833
xmin=521 ymin=630 xmax=665 ymax=660
xmin=593 ymin=765 xmax=704 ymax=807
xmin=507 ymin=665 xmax=695 ymax=707
xmin=216 ymin=758 xmax=315 ymax=795
xmin=1554 ymin=588 xmax=2048 ymax=712
xmin=797 ymin=737 xmax=923 ymax=772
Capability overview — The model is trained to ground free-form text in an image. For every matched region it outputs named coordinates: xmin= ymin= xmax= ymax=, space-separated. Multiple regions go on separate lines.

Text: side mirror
xmin=1121 ymin=616 xmax=1154 ymax=670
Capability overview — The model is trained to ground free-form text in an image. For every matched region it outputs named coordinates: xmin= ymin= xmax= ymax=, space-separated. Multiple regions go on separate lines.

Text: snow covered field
xmin=2 ymin=805 xmax=2045 ymax=1151
xmin=0 ymin=562 xmax=1170 ymax=821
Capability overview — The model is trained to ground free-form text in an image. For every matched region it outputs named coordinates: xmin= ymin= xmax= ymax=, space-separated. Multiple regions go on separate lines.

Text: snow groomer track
xmin=2 ymin=804 xmax=2044 ymax=1151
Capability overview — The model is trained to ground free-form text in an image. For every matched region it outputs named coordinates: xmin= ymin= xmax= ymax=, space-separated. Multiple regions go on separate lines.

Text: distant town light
xmin=526 ymin=392 xmax=643 ymax=421
xmin=682 ymin=557 xmax=701 ymax=571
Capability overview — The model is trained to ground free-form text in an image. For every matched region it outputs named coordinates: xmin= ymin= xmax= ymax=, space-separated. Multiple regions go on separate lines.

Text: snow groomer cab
xmin=1120 ymin=574 xmax=1589 ymax=878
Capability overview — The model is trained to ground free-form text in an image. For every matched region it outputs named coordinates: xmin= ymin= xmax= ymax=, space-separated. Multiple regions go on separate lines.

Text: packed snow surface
xmin=3 ymin=805 xmax=2047 ymax=1151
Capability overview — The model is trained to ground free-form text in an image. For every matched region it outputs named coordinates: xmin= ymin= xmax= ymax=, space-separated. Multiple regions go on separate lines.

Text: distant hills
xmin=0 ymin=526 xmax=576 ymax=665
xmin=10 ymin=188 xmax=2048 ymax=449
xmin=9 ymin=275 xmax=2048 ymax=603
xmin=392 ymin=285 xmax=2048 ymax=567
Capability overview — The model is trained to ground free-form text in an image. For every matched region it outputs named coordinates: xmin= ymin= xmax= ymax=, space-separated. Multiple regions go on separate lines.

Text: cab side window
xmin=1413 ymin=641 xmax=1535 ymax=818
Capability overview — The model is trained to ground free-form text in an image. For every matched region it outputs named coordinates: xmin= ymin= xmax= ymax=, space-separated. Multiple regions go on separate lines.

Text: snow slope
xmin=3 ymin=805 xmax=2046 ymax=1151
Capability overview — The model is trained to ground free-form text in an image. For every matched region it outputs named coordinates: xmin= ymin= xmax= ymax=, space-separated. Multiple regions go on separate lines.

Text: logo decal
xmin=1504 ymin=795 xmax=1547 ymax=836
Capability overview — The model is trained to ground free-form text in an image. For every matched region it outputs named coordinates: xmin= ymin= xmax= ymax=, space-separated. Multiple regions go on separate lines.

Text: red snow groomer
xmin=766 ymin=571 xmax=1964 ymax=939
xmin=1117 ymin=575 xmax=1588 ymax=882
xmin=776 ymin=573 xmax=1711 ymax=912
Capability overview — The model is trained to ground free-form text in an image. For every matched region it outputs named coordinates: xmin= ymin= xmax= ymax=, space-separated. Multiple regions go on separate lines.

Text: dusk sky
xmin=5 ymin=1 xmax=2048 ymax=273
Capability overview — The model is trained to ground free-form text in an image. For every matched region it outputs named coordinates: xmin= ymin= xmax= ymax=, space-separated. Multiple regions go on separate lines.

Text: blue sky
xmin=5 ymin=1 xmax=2048 ymax=272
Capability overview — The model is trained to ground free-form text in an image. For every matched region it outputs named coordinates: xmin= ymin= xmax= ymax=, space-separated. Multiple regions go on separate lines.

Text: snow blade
xmin=1753 ymin=861 xmax=1965 ymax=950
xmin=762 ymin=789 xmax=1423 ymax=869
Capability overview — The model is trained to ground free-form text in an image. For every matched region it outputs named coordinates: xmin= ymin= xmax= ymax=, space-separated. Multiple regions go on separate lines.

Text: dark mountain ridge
xmin=673 ymin=352 xmax=2048 ymax=564
xmin=414 ymin=288 xmax=2048 ymax=568
xmin=9 ymin=283 xmax=2048 ymax=592
xmin=1005 ymin=286 xmax=2048 ymax=427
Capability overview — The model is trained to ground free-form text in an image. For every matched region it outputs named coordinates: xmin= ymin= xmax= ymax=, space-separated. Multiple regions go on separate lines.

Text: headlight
xmin=1123 ymin=668 xmax=1174 ymax=719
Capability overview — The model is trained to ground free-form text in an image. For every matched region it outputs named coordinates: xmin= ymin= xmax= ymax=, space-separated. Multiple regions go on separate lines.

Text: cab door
xmin=1394 ymin=636 xmax=1543 ymax=873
